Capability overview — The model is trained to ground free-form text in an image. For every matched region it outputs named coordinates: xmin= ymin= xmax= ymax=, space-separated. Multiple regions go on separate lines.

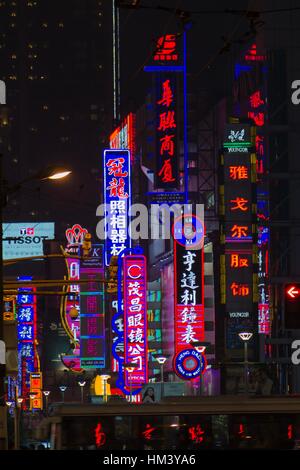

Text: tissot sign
xmin=3 ymin=222 xmax=55 ymax=260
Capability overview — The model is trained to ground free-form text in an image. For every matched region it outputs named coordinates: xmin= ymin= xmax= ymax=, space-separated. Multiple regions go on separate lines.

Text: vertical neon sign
xmin=123 ymin=255 xmax=148 ymax=387
xmin=103 ymin=149 xmax=131 ymax=267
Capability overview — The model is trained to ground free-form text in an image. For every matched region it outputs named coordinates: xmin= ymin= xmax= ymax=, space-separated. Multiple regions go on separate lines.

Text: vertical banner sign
xmin=123 ymin=255 xmax=148 ymax=387
xmin=109 ymin=113 xmax=136 ymax=164
xmin=17 ymin=278 xmax=37 ymax=402
xmin=61 ymin=224 xmax=88 ymax=370
xmin=103 ymin=149 xmax=131 ymax=266
xmin=173 ymin=223 xmax=205 ymax=380
xmin=144 ymin=33 xmax=187 ymax=201
xmin=233 ymin=43 xmax=269 ymax=334
xmin=30 ymin=372 xmax=43 ymax=410
xmin=155 ymin=75 xmax=179 ymax=189
xmin=221 ymin=124 xmax=258 ymax=353
xmin=80 ymin=245 xmax=105 ymax=369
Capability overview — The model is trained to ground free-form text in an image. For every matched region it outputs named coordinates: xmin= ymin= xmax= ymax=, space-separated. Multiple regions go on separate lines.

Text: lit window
xmin=11 ymin=54 xmax=16 ymax=59
xmin=58 ymin=22 xmax=64 ymax=28
xmin=11 ymin=12 xmax=17 ymax=17
xmin=42 ymin=105 xmax=48 ymax=110
xmin=8 ymin=75 xmax=17 ymax=80
xmin=10 ymin=23 xmax=16 ymax=28
xmin=42 ymin=23 xmax=48 ymax=28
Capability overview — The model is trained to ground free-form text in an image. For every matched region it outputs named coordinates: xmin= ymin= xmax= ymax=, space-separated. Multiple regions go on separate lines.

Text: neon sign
xmin=123 ymin=255 xmax=148 ymax=387
xmin=153 ymin=34 xmax=178 ymax=62
xmin=17 ymin=278 xmax=37 ymax=404
xmin=103 ymin=149 xmax=131 ymax=266
xmin=109 ymin=113 xmax=136 ymax=163
xmin=80 ymin=244 xmax=105 ymax=369
xmin=155 ymin=77 xmax=178 ymax=189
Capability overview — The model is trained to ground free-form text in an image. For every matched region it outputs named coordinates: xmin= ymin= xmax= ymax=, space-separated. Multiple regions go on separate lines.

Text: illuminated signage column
xmin=123 ymin=255 xmax=148 ymax=387
xmin=17 ymin=279 xmax=37 ymax=402
xmin=220 ymin=124 xmax=258 ymax=356
xmin=103 ymin=149 xmax=131 ymax=267
xmin=80 ymin=245 xmax=105 ymax=369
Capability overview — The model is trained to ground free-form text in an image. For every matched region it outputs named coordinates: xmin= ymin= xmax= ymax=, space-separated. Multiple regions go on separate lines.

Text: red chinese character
xmin=155 ymin=34 xmax=176 ymax=55
xmin=255 ymin=135 xmax=264 ymax=156
xmin=230 ymin=254 xmax=249 ymax=268
xmin=158 ymin=158 xmax=176 ymax=183
xmin=160 ymin=134 xmax=175 ymax=156
xmin=157 ymin=79 xmax=173 ymax=107
xmin=248 ymin=111 xmax=264 ymax=127
xmin=142 ymin=423 xmax=156 ymax=441
xmin=95 ymin=423 xmax=106 ymax=447
xmin=188 ymin=425 xmax=205 ymax=444
xmin=230 ymin=197 xmax=249 ymax=212
xmin=106 ymin=158 xmax=128 ymax=177
xmin=107 ymin=177 xmax=128 ymax=198
xmin=249 ymin=90 xmax=264 ymax=109
xmin=158 ymin=111 xmax=176 ymax=131
xmin=231 ymin=225 xmax=248 ymax=238
xmin=229 ymin=166 xmax=248 ymax=180
xmin=230 ymin=283 xmax=250 ymax=296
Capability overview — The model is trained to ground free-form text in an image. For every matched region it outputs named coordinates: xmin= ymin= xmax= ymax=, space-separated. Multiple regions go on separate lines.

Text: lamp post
xmin=43 ymin=390 xmax=50 ymax=414
xmin=78 ymin=381 xmax=86 ymax=404
xmin=0 ymin=159 xmax=72 ymax=448
xmin=101 ymin=375 xmax=110 ymax=403
xmin=124 ymin=363 xmax=137 ymax=403
xmin=155 ymin=356 xmax=167 ymax=399
xmin=238 ymin=332 xmax=253 ymax=395
xmin=190 ymin=341 xmax=207 ymax=396
xmin=59 ymin=385 xmax=67 ymax=402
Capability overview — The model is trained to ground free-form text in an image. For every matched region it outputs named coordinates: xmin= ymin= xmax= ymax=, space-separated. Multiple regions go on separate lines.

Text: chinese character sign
xmin=155 ymin=76 xmax=179 ymax=189
xmin=17 ymin=283 xmax=37 ymax=401
xmin=174 ymin=241 xmax=204 ymax=354
xmin=123 ymin=255 xmax=148 ymax=387
xmin=80 ymin=244 xmax=105 ymax=368
xmin=103 ymin=149 xmax=131 ymax=266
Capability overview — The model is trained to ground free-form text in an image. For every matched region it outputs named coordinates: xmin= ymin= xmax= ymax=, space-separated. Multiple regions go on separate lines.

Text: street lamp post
xmin=0 ymin=159 xmax=71 ymax=447
xmin=59 ymin=385 xmax=67 ymax=402
xmin=43 ymin=390 xmax=50 ymax=414
xmin=124 ymin=363 xmax=137 ymax=403
xmin=78 ymin=381 xmax=86 ymax=404
xmin=190 ymin=341 xmax=206 ymax=396
xmin=155 ymin=356 xmax=167 ymax=399
xmin=101 ymin=375 xmax=110 ymax=403
xmin=238 ymin=332 xmax=253 ymax=395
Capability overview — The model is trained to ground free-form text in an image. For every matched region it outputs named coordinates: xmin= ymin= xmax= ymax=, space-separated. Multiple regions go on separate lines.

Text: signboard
xmin=103 ymin=149 xmax=131 ymax=266
xmin=109 ymin=113 xmax=136 ymax=163
xmin=123 ymin=255 xmax=148 ymax=387
xmin=80 ymin=244 xmax=105 ymax=368
xmin=30 ymin=372 xmax=43 ymax=410
xmin=3 ymin=296 xmax=15 ymax=321
xmin=3 ymin=222 xmax=55 ymax=260
xmin=173 ymin=348 xmax=206 ymax=380
xmin=17 ymin=278 xmax=37 ymax=402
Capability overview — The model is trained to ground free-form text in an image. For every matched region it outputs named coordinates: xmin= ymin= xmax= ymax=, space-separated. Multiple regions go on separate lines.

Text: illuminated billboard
xmin=103 ymin=149 xmax=131 ymax=266
xmin=3 ymin=222 xmax=55 ymax=260
xmin=109 ymin=113 xmax=136 ymax=163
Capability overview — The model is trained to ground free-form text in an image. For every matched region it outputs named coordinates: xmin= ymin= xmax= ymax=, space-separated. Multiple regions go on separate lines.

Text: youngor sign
xmin=3 ymin=222 xmax=55 ymax=260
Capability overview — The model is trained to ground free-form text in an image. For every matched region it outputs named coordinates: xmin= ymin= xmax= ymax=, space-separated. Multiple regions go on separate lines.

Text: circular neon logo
xmin=172 ymin=214 xmax=204 ymax=248
xmin=174 ymin=348 xmax=206 ymax=380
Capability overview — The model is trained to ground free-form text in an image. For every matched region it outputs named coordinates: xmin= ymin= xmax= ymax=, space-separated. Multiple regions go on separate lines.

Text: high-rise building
xmin=0 ymin=0 xmax=112 ymax=235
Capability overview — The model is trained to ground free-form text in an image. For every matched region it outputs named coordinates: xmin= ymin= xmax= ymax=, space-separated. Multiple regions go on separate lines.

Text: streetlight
xmin=78 ymin=381 xmax=86 ymax=403
xmin=43 ymin=390 xmax=50 ymax=413
xmin=190 ymin=341 xmax=207 ymax=396
xmin=101 ymin=375 xmax=111 ymax=403
xmin=155 ymin=356 xmax=167 ymax=399
xmin=239 ymin=332 xmax=253 ymax=395
xmin=59 ymin=385 xmax=67 ymax=402
xmin=124 ymin=363 xmax=137 ymax=403
xmin=0 ymin=161 xmax=72 ymax=420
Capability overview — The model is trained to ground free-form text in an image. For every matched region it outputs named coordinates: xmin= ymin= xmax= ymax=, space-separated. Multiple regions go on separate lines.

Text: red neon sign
xmin=287 ymin=285 xmax=300 ymax=299
xmin=154 ymin=34 xmax=178 ymax=61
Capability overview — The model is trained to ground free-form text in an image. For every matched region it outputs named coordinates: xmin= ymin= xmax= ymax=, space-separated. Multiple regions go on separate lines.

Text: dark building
xmin=0 ymin=0 xmax=112 ymax=236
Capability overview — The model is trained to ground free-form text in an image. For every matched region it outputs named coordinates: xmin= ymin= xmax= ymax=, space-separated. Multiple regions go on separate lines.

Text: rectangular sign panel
xmin=80 ymin=244 xmax=105 ymax=369
xmin=103 ymin=149 xmax=131 ymax=266
xmin=3 ymin=222 xmax=55 ymax=260
xmin=174 ymin=242 xmax=204 ymax=352
xmin=123 ymin=255 xmax=148 ymax=387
